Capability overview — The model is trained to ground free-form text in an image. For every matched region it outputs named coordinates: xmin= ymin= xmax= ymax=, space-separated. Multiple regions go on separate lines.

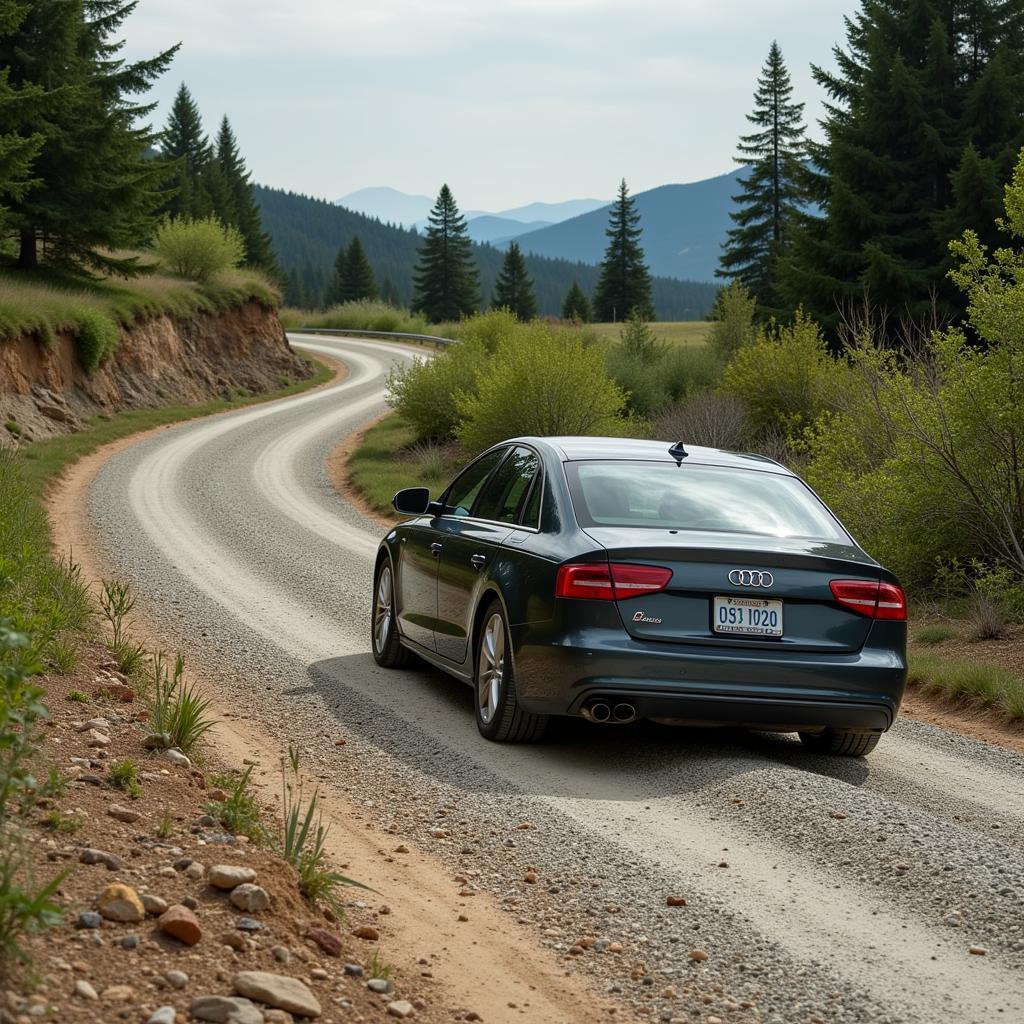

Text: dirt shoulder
xmin=41 ymin=400 xmax=617 ymax=1024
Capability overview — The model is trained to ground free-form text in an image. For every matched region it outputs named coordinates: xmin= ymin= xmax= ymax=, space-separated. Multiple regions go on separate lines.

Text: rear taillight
xmin=556 ymin=563 xmax=673 ymax=601
xmin=830 ymin=579 xmax=906 ymax=621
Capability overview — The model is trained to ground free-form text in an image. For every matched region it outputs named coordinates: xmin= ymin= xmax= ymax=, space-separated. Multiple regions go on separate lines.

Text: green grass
xmin=0 ymin=263 xmax=279 ymax=346
xmin=281 ymin=300 xmax=436 ymax=337
xmin=15 ymin=353 xmax=331 ymax=497
xmin=108 ymin=759 xmax=141 ymax=799
xmin=205 ymin=766 xmax=264 ymax=843
xmin=908 ymin=653 xmax=1024 ymax=721
xmin=589 ymin=320 xmax=710 ymax=348
xmin=914 ymin=624 xmax=958 ymax=646
xmin=348 ymin=413 xmax=462 ymax=516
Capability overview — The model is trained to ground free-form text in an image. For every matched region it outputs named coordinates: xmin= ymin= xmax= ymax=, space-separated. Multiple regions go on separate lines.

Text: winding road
xmin=81 ymin=333 xmax=1024 ymax=1024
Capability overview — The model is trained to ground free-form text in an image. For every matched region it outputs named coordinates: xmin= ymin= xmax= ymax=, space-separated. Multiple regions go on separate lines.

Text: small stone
xmin=85 ymin=729 xmax=110 ymax=747
xmin=182 ymin=895 xmax=200 ymax=911
xmin=830 ymin=811 xmax=848 ymax=820
xmin=272 ymin=946 xmax=291 ymax=964
xmin=73 ymin=980 xmax=98 ymax=1000
xmin=343 ymin=964 xmax=364 ymax=977
xmin=523 ymin=871 xmax=537 ymax=884
xmin=208 ymin=864 xmax=257 ymax=890
xmin=158 ymin=904 xmax=202 ymax=945
xmin=164 ymin=970 xmax=189 ymax=989
xmin=310 ymin=968 xmax=329 ymax=981
xmin=236 ymin=916 xmax=262 ymax=932
xmin=97 ymin=883 xmax=145 ymax=923
xmin=367 ymin=979 xmax=392 ymax=994
xmin=107 ymin=803 xmax=141 ymax=823
xmin=76 ymin=718 xmax=110 ymax=733
xmin=430 ymin=828 xmax=448 ymax=838
xmin=969 ymin=945 xmax=988 ymax=955
xmin=196 ymin=814 xmax=218 ymax=827
xmin=119 ymin=934 xmax=140 ymax=949
xmin=147 ymin=1008 xmax=176 ymax=1024
xmin=263 ymin=1012 xmax=293 ymax=1024
xmin=184 ymin=862 xmax=206 ymax=881
xmin=100 ymin=984 xmax=135 ymax=1001
xmin=143 ymin=734 xmax=171 ymax=750
xmin=351 ymin=925 xmax=379 ymax=941
xmin=609 ymin=942 xmax=623 ymax=953
xmin=79 ymin=848 xmax=123 ymax=871
xmin=666 ymin=896 xmax=688 ymax=907
xmin=393 ymin=845 xmax=409 ymax=854
xmin=458 ymin=914 xmax=469 ymax=922
xmin=516 ymin=822 xmax=535 ymax=830
xmin=191 ymin=995 xmax=263 ymax=1023
xmin=233 ymin=970 xmax=322 ymax=1017
xmin=305 ymin=928 xmax=341 ymax=957
xmin=688 ymin=949 xmax=709 ymax=962
xmin=230 ymin=883 xmax=270 ymax=913
xmin=387 ymin=1000 xmax=414 ymax=1019
xmin=162 ymin=748 xmax=191 ymax=768
xmin=141 ymin=893 xmax=169 ymax=915
xmin=75 ymin=911 xmax=102 ymax=929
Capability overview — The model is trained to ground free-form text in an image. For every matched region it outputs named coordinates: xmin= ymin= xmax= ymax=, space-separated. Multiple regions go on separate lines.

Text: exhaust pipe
xmin=612 ymin=702 xmax=637 ymax=724
xmin=584 ymin=701 xmax=611 ymax=723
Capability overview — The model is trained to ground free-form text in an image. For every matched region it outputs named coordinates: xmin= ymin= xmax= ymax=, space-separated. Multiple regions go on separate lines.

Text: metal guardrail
xmin=289 ymin=327 xmax=455 ymax=347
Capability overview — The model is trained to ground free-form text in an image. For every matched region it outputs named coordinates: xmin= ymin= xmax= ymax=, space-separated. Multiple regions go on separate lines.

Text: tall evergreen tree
xmin=213 ymin=116 xmax=276 ymax=271
xmin=492 ymin=242 xmax=537 ymax=320
xmin=334 ymin=235 xmax=377 ymax=302
xmin=718 ymin=41 xmax=807 ymax=311
xmin=592 ymin=180 xmax=654 ymax=322
xmin=380 ymin=274 xmax=400 ymax=306
xmin=781 ymin=0 xmax=1024 ymax=333
xmin=561 ymin=280 xmax=591 ymax=322
xmin=1 ymin=0 xmax=178 ymax=272
xmin=161 ymin=83 xmax=212 ymax=220
xmin=412 ymin=184 xmax=479 ymax=322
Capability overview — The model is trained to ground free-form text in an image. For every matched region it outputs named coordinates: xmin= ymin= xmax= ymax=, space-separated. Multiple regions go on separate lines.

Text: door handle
xmin=430 ymin=542 xmax=443 ymax=556
xmin=470 ymin=554 xmax=487 ymax=570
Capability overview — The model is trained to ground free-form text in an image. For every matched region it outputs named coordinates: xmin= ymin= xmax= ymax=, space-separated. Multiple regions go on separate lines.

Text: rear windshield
xmin=565 ymin=460 xmax=848 ymax=542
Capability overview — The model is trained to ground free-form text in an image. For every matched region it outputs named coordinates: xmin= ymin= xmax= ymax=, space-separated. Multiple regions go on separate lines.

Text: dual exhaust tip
xmin=583 ymin=700 xmax=637 ymax=725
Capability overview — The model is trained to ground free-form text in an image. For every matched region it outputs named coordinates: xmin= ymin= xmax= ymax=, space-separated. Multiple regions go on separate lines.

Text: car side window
xmin=473 ymin=447 xmax=539 ymax=524
xmin=443 ymin=449 xmax=506 ymax=517
xmin=520 ymin=470 xmax=543 ymax=529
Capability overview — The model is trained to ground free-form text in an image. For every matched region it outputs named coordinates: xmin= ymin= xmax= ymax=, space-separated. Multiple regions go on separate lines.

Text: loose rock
xmin=230 ymin=883 xmax=270 ymax=913
xmin=73 ymin=980 xmax=98 ymax=1000
xmin=141 ymin=893 xmax=169 ymax=915
xmin=164 ymin=970 xmax=189 ymax=989
xmin=75 ymin=911 xmax=103 ymax=929
xmin=85 ymin=729 xmax=110 ymax=747
xmin=305 ymin=927 xmax=341 ymax=957
xmin=79 ymin=848 xmax=123 ymax=871
xmin=688 ymin=949 xmax=709 ymax=962
xmin=351 ymin=925 xmax=379 ymax=941
xmin=158 ymin=904 xmax=202 ymax=945
xmin=666 ymin=896 xmax=688 ymax=907
xmin=107 ymin=803 xmax=141 ymax=823
xmin=234 ymin=970 xmax=322 ymax=1017
xmin=208 ymin=864 xmax=258 ymax=890
xmin=97 ymin=883 xmax=145 ymax=923
xmin=101 ymin=984 xmax=135 ymax=1001
xmin=147 ymin=1009 xmax=176 ymax=1024
xmin=387 ymin=999 xmax=415 ymax=1017
xmin=191 ymin=994 xmax=263 ymax=1023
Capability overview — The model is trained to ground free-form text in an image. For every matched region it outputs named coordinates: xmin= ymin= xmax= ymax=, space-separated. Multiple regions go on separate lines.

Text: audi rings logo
xmin=728 ymin=569 xmax=775 ymax=588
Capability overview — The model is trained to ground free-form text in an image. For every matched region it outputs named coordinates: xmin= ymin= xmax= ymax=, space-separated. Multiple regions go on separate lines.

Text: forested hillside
xmin=255 ymin=186 xmax=718 ymax=319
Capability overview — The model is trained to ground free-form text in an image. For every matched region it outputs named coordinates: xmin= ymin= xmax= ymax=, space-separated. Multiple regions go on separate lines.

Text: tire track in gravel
xmin=81 ymin=333 xmax=1024 ymax=1024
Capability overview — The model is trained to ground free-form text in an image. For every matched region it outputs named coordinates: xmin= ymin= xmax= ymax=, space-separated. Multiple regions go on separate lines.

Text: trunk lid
xmin=584 ymin=526 xmax=881 ymax=653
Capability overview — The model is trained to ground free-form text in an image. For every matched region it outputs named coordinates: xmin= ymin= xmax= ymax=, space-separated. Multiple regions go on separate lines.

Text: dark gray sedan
xmin=371 ymin=437 xmax=907 ymax=755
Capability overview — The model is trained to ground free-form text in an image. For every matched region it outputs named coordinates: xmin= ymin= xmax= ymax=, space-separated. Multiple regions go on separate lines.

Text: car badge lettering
xmin=728 ymin=569 xmax=774 ymax=588
xmin=632 ymin=610 xmax=662 ymax=624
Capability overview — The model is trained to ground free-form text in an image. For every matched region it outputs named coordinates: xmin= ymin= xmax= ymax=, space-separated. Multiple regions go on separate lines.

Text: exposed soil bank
xmin=0 ymin=301 xmax=310 ymax=444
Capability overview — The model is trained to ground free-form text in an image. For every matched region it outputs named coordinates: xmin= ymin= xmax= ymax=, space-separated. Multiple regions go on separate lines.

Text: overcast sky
xmin=123 ymin=1 xmax=852 ymax=210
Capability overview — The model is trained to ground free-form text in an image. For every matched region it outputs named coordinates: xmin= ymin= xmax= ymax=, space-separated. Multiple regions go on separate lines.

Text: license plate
xmin=713 ymin=595 xmax=783 ymax=637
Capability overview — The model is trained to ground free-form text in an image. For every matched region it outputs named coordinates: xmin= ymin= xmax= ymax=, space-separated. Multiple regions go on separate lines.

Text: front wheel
xmin=799 ymin=730 xmax=881 ymax=756
xmin=475 ymin=601 xmax=547 ymax=742
xmin=371 ymin=558 xmax=413 ymax=668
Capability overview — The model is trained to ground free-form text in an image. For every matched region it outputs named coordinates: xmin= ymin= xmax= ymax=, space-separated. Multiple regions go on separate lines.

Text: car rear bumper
xmin=512 ymin=623 xmax=907 ymax=732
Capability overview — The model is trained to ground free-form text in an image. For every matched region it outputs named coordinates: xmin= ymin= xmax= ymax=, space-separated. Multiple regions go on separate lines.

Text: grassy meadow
xmin=589 ymin=320 xmax=710 ymax=347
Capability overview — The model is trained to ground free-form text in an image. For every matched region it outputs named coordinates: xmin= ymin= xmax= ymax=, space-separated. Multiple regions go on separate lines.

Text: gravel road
xmin=85 ymin=333 xmax=1024 ymax=1024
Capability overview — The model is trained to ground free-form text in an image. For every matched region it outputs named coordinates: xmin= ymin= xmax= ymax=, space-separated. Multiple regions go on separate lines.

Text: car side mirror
xmin=392 ymin=487 xmax=432 ymax=516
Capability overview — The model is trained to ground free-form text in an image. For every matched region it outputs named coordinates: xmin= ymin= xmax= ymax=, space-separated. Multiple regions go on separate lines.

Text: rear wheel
xmin=475 ymin=601 xmax=547 ymax=742
xmin=371 ymin=558 xmax=413 ymax=668
xmin=799 ymin=730 xmax=881 ymax=756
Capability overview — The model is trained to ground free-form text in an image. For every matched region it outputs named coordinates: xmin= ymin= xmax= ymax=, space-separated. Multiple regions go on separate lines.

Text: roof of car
xmin=513 ymin=436 xmax=792 ymax=475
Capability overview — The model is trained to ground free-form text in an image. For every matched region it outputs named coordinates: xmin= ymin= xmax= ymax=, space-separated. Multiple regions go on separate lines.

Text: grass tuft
xmin=108 ymin=759 xmax=142 ymax=799
xmin=914 ymin=625 xmax=957 ymax=646
xmin=205 ymin=766 xmax=264 ymax=843
xmin=908 ymin=654 xmax=1024 ymax=721
xmin=145 ymin=651 xmax=215 ymax=755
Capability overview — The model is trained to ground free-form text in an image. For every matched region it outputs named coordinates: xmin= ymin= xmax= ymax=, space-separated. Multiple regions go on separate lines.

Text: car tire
xmin=799 ymin=729 xmax=881 ymax=756
xmin=371 ymin=557 xmax=413 ymax=668
xmin=474 ymin=600 xmax=548 ymax=742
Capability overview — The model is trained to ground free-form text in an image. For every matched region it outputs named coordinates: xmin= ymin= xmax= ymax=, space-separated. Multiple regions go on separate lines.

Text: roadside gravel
xmin=79 ymin=334 xmax=1024 ymax=1024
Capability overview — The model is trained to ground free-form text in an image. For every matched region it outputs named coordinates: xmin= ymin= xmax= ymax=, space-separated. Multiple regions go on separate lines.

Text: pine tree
xmin=492 ymin=242 xmax=537 ymax=320
xmin=162 ymin=84 xmax=212 ymax=220
xmin=781 ymin=0 xmax=1024 ymax=333
xmin=213 ymin=116 xmax=277 ymax=271
xmin=592 ymin=180 xmax=654 ymax=322
xmin=412 ymin=184 xmax=479 ymax=322
xmin=380 ymin=275 xmax=400 ymax=306
xmin=2 ymin=0 xmax=178 ymax=272
xmin=718 ymin=41 xmax=806 ymax=311
xmin=338 ymin=236 xmax=377 ymax=302
xmin=561 ymin=281 xmax=591 ymax=322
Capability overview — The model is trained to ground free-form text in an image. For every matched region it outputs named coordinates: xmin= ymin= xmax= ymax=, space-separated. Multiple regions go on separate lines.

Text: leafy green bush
xmin=722 ymin=311 xmax=847 ymax=438
xmin=151 ymin=216 xmax=245 ymax=283
xmin=281 ymin=300 xmax=432 ymax=335
xmin=707 ymin=281 xmax=757 ymax=361
xmin=456 ymin=322 xmax=629 ymax=451
xmin=74 ymin=308 xmax=120 ymax=372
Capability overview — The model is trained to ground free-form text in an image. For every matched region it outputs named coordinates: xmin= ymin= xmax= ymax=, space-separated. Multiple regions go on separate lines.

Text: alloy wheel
xmin=478 ymin=612 xmax=505 ymax=725
xmin=374 ymin=565 xmax=393 ymax=653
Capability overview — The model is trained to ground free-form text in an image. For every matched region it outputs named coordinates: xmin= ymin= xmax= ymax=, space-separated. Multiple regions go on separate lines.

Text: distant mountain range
xmin=337 ymin=172 xmax=744 ymax=283
xmin=255 ymin=185 xmax=719 ymax=320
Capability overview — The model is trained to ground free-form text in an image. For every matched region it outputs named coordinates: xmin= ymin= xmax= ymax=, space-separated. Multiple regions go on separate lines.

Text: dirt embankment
xmin=0 ymin=301 xmax=311 ymax=444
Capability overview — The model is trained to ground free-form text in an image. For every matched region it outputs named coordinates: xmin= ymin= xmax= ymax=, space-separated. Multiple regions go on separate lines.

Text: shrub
xmin=283 ymin=301 xmax=431 ymax=336
xmin=205 ymin=766 xmax=263 ymax=843
xmin=151 ymin=216 xmax=245 ymax=283
xmin=605 ymin=346 xmax=672 ymax=417
xmin=722 ymin=311 xmax=847 ymax=439
xmin=651 ymin=392 xmax=749 ymax=451
xmin=707 ymin=281 xmax=757 ymax=361
xmin=75 ymin=309 xmax=120 ymax=373
xmin=449 ymin=309 xmax=519 ymax=352
xmin=455 ymin=322 xmax=629 ymax=451
xmin=145 ymin=651 xmax=215 ymax=755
